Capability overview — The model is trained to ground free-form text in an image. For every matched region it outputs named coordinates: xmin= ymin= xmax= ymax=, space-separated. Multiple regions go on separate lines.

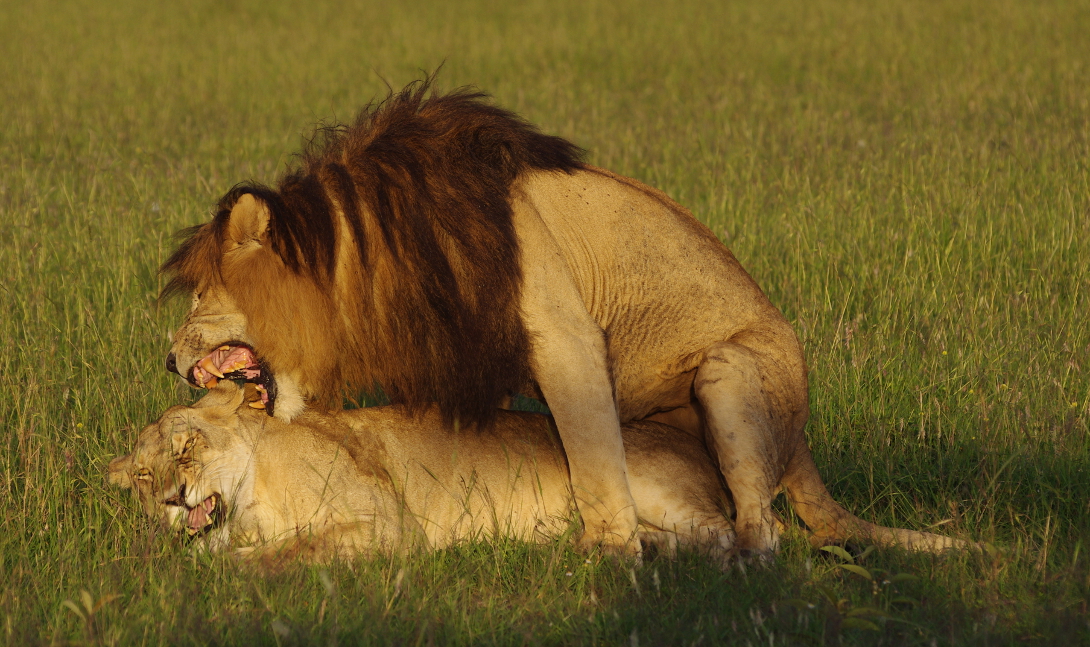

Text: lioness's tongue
xmin=186 ymin=506 xmax=206 ymax=530
xmin=186 ymin=496 xmax=216 ymax=531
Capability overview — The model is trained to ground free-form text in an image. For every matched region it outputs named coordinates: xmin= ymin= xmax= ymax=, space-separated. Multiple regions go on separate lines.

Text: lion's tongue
xmin=193 ymin=346 xmax=261 ymax=388
xmin=186 ymin=496 xmax=216 ymax=531
xmin=221 ymin=346 xmax=260 ymax=378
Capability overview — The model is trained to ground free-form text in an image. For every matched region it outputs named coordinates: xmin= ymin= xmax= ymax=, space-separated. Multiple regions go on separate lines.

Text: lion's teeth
xmin=217 ymin=345 xmax=231 ymax=352
xmin=205 ymin=376 xmax=219 ymax=389
xmin=199 ymin=357 xmax=225 ymax=378
xmin=248 ymin=400 xmax=266 ymax=409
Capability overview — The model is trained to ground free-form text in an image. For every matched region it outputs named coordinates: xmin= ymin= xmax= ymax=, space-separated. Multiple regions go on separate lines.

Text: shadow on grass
xmin=14 ymin=502 xmax=1089 ymax=646
xmin=814 ymin=439 xmax=1090 ymax=548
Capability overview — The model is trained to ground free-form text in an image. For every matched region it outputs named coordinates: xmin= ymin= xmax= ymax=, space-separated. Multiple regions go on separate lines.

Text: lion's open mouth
xmin=188 ymin=344 xmax=279 ymax=415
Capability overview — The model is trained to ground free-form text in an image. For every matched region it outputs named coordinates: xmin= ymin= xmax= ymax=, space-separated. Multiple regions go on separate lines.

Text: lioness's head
xmin=108 ymin=383 xmax=253 ymax=547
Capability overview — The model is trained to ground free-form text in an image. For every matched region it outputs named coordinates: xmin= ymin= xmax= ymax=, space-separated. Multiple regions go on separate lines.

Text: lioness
xmin=108 ymin=383 xmax=736 ymax=563
xmin=162 ymin=80 xmax=966 ymax=556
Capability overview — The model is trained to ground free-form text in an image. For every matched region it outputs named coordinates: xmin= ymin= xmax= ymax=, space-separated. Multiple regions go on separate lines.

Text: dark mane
xmin=162 ymin=79 xmax=585 ymax=425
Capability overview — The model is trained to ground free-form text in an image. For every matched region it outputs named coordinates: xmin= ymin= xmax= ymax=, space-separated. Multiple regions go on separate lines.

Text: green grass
xmin=2 ymin=0 xmax=1089 ymax=644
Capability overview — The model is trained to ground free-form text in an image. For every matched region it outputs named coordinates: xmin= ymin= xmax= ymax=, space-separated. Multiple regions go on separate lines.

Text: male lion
xmin=162 ymin=80 xmax=965 ymax=556
xmin=108 ymin=383 xmax=737 ymax=563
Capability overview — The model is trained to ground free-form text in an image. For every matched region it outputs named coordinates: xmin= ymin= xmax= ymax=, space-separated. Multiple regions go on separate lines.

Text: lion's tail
xmin=780 ymin=448 xmax=970 ymax=553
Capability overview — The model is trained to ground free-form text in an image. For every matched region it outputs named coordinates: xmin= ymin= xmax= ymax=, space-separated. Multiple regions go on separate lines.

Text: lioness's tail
xmin=781 ymin=449 xmax=969 ymax=553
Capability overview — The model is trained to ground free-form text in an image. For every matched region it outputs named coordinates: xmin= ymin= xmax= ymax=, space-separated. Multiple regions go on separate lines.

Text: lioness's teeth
xmin=248 ymin=400 xmax=266 ymax=409
xmin=199 ymin=357 xmax=225 ymax=379
xmin=217 ymin=345 xmax=231 ymax=352
xmin=205 ymin=376 xmax=219 ymax=389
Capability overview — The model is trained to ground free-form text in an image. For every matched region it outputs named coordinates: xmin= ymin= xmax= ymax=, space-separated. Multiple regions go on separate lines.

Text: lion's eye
xmin=134 ymin=467 xmax=151 ymax=480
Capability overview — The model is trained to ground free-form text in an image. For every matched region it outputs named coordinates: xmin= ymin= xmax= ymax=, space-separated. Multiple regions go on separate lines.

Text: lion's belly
xmin=613 ymin=361 xmax=699 ymax=423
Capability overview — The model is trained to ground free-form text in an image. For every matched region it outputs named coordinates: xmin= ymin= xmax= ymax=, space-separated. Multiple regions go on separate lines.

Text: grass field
xmin=2 ymin=0 xmax=1089 ymax=644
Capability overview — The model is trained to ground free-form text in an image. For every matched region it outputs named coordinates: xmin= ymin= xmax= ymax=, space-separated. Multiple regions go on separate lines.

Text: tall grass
xmin=1 ymin=0 xmax=1088 ymax=643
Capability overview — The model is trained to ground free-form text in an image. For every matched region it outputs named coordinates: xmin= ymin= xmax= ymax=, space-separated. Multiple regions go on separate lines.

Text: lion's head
xmin=161 ymin=191 xmax=325 ymax=421
xmin=160 ymin=80 xmax=583 ymax=422
xmin=108 ymin=384 xmax=253 ymax=548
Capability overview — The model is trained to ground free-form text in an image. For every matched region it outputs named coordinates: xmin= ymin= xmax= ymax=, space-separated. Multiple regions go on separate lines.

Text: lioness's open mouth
xmin=165 ymin=487 xmax=225 ymax=537
xmin=185 ymin=493 xmax=222 ymax=536
xmin=188 ymin=343 xmax=279 ymax=415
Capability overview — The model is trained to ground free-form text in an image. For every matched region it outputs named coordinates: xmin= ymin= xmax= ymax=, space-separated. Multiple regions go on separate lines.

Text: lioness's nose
xmin=165 ymin=352 xmax=178 ymax=374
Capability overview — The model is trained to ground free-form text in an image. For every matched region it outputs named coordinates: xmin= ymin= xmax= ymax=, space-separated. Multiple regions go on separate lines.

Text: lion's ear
xmin=108 ymin=455 xmax=134 ymax=489
xmin=227 ymin=193 xmax=270 ymax=244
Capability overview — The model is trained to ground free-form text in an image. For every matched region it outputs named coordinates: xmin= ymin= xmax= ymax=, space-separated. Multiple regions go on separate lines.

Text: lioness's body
xmin=165 ymin=84 xmax=965 ymax=554
xmin=109 ymin=385 xmax=735 ymax=561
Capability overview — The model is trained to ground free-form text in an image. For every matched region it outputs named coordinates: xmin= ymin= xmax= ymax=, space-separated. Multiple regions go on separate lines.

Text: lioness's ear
xmin=108 ymin=455 xmax=134 ymax=489
xmin=227 ymin=193 xmax=270 ymax=244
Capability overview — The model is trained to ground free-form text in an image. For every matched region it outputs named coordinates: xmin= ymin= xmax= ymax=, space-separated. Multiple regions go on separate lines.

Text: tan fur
xmin=162 ymin=84 xmax=969 ymax=555
xmin=109 ymin=384 xmax=735 ymax=564
xmin=511 ymin=167 xmax=968 ymax=554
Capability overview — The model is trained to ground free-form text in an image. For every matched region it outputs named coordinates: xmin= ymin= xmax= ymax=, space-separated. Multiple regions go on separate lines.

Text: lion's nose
xmin=165 ymin=352 xmax=178 ymax=374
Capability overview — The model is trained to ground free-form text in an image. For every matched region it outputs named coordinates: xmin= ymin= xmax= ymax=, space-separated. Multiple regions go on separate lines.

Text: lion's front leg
xmin=530 ymin=325 xmax=640 ymax=555
xmin=516 ymin=218 xmax=639 ymax=555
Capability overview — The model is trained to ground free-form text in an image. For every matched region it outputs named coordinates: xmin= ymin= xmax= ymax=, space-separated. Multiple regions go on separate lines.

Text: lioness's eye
xmin=134 ymin=467 xmax=151 ymax=480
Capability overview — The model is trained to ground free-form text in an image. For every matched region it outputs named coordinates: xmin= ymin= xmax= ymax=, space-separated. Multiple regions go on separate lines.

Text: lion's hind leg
xmin=693 ymin=338 xmax=806 ymax=558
